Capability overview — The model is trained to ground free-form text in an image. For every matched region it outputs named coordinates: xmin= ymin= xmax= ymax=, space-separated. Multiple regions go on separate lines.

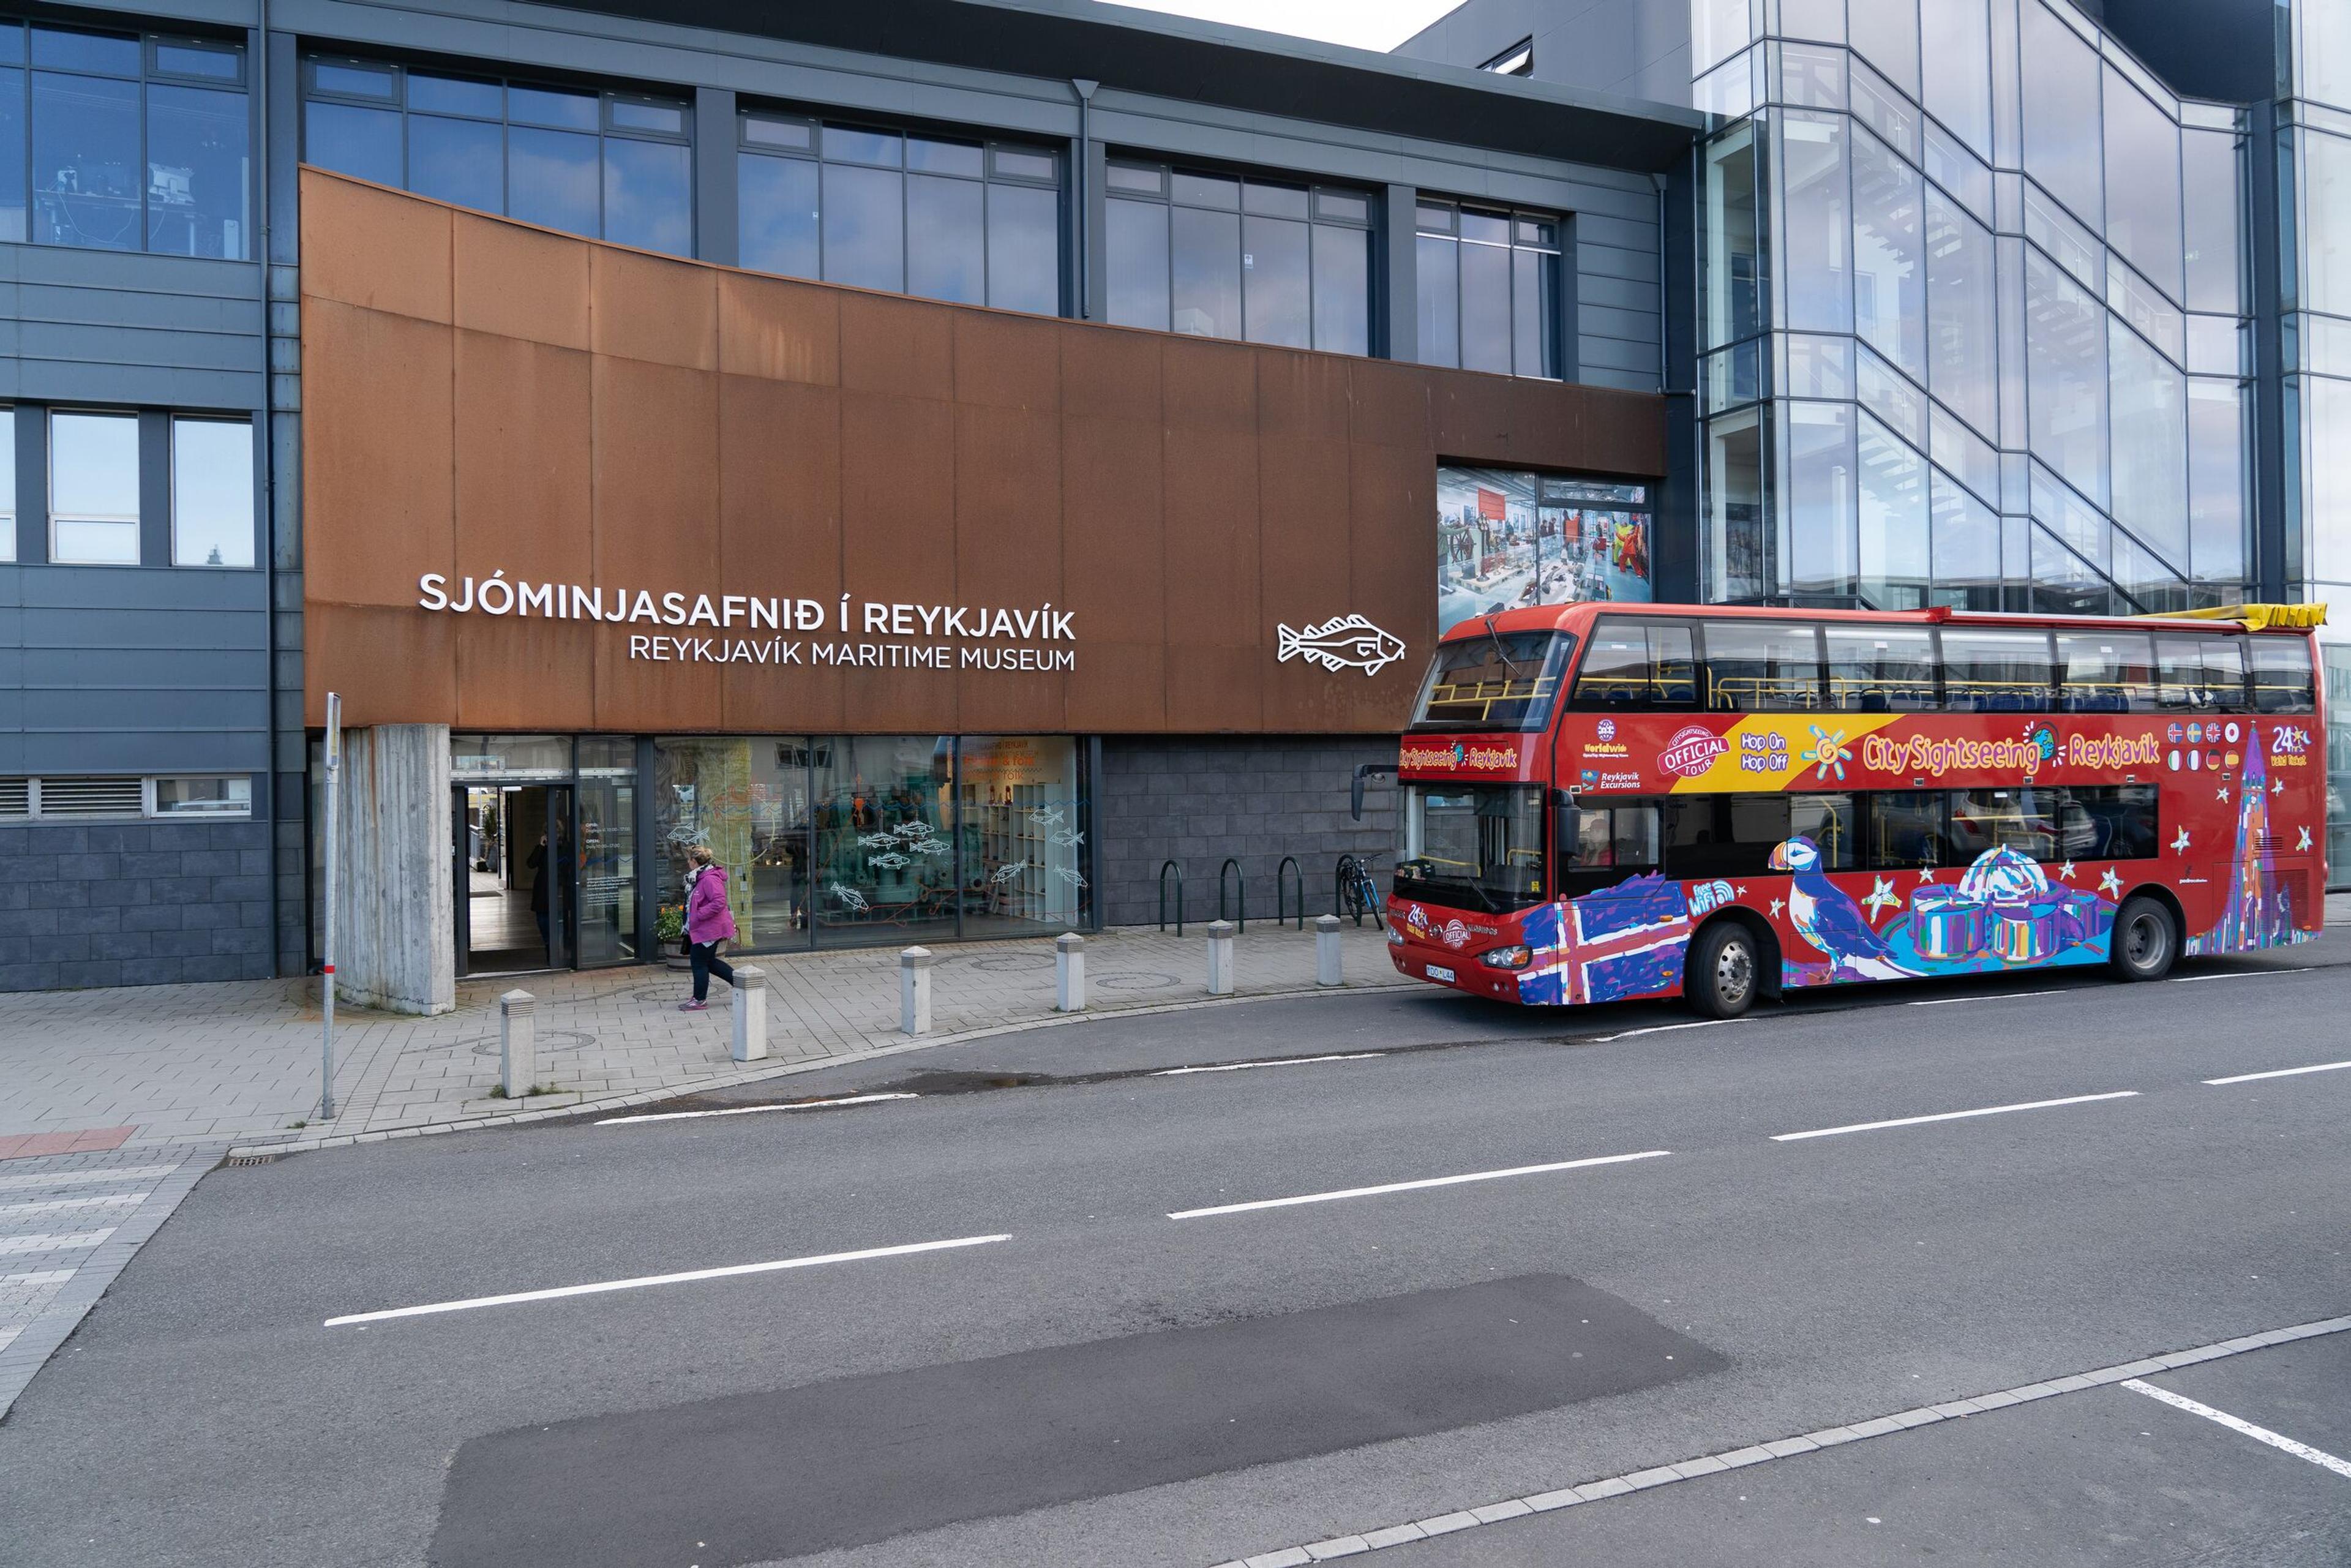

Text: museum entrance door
xmin=452 ymin=782 xmax=573 ymax=977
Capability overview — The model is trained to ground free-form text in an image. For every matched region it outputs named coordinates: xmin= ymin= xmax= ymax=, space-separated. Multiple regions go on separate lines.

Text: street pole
xmin=321 ymin=691 xmax=340 ymax=1120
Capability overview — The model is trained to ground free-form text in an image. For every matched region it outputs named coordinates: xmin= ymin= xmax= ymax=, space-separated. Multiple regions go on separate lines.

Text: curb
xmin=228 ymin=978 xmax=1417 ymax=1158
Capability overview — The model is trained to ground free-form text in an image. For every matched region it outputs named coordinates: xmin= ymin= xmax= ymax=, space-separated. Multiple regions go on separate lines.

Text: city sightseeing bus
xmin=1386 ymin=602 xmax=2328 ymax=1017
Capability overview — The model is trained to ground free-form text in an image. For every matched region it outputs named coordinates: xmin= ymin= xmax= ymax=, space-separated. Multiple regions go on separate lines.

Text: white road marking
xmin=323 ymin=1232 xmax=1012 ymax=1327
xmin=2170 ymin=967 xmax=2315 ymax=983
xmin=1152 ymin=1053 xmax=1384 ymax=1076
xmin=0 ymin=1163 xmax=177 ymax=1193
xmin=1771 ymin=1090 xmax=2139 ymax=1143
xmin=1906 ymin=991 xmax=2042 ymax=1007
xmin=0 ymin=1192 xmax=150 ymax=1220
xmin=2123 ymin=1379 xmax=2351 ymax=1480
xmin=1591 ymin=1020 xmax=1738 ymax=1043
xmin=1167 ymin=1150 xmax=1670 ymax=1220
xmin=596 ymin=1092 xmax=918 ymax=1125
xmin=2203 ymin=1060 xmax=2351 ymax=1086
xmin=0 ymin=1228 xmax=116 ymax=1257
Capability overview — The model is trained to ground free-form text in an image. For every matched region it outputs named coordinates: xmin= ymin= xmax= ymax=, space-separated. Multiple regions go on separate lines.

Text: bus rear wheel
xmin=2109 ymin=895 xmax=2178 ymax=982
xmin=1687 ymin=922 xmax=1760 ymax=1019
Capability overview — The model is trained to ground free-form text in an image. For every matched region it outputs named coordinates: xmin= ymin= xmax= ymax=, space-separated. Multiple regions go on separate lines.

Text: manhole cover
xmin=462 ymin=1029 xmax=598 ymax=1058
xmin=1097 ymin=973 xmax=1181 ymax=992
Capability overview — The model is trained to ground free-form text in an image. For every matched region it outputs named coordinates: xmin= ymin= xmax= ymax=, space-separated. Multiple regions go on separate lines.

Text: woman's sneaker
xmin=678 ymin=1000 xmax=708 ymax=1011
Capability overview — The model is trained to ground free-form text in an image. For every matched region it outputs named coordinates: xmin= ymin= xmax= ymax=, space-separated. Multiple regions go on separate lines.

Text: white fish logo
xmin=1027 ymin=805 xmax=1066 ymax=829
xmin=828 ymin=882 xmax=868 ymax=912
xmin=866 ymin=851 xmax=911 ymax=870
xmin=1277 ymin=614 xmax=1406 ymax=677
xmin=1051 ymin=828 xmax=1086 ymax=848
xmin=857 ymin=830 xmax=901 ymax=850
xmin=990 ymin=860 xmax=1030 ymax=883
xmin=1051 ymin=865 xmax=1088 ymax=889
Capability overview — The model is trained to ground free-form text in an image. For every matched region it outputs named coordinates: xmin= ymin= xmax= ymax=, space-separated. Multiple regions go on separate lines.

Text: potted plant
xmin=655 ymin=904 xmax=689 ymax=969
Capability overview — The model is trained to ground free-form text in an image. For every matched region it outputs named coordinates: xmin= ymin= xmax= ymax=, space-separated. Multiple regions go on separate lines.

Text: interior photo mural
xmin=1436 ymin=466 xmax=1654 ymax=634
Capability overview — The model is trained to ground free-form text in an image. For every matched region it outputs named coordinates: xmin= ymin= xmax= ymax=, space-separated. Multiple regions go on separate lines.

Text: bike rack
xmin=1158 ymin=859 xmax=1185 ymax=936
xmin=1276 ymin=856 xmax=1304 ymax=930
xmin=1218 ymin=857 xmax=1246 ymax=932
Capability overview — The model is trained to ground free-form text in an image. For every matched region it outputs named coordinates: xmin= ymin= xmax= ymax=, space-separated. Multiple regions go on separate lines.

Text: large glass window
xmin=302 ymin=56 xmax=690 ymax=254
xmin=1108 ymin=162 xmax=1367 ymax=354
xmin=1784 ymin=400 xmax=1857 ymax=595
xmin=1940 ymin=628 xmax=2055 ymax=711
xmin=1665 ymin=793 xmax=1793 ymax=879
xmin=2189 ymin=376 xmax=2246 ymax=585
xmin=2019 ymin=0 xmax=2102 ymax=230
xmin=740 ymin=113 xmax=1060 ymax=313
xmin=2024 ymin=248 xmax=2109 ymax=509
xmin=1571 ymin=620 xmax=1698 ymax=708
xmin=2300 ymin=127 xmax=2351 ymax=318
xmin=1926 ymin=190 xmax=1997 ymax=438
xmin=50 ymin=410 xmax=138 ymax=565
xmin=1921 ymin=0 xmax=1993 ymax=157
xmin=2181 ymin=129 xmax=2241 ymax=316
xmin=2057 ymin=629 xmax=2158 ymax=712
xmin=2247 ymin=637 xmax=2317 ymax=714
xmin=2154 ymin=633 xmax=2248 ymax=712
xmin=1780 ymin=111 xmax=1853 ymax=333
xmin=1856 ymin=411 xmax=1927 ymax=609
xmin=171 ymin=416 xmax=252 ymax=568
xmin=1704 ymin=124 xmax=1760 ymax=349
xmin=1851 ymin=126 xmax=1925 ymax=379
xmin=1414 ymin=199 xmax=1562 ymax=378
xmin=1948 ymin=786 xmax=2064 ymax=862
xmin=653 ymin=735 xmax=1088 ymax=951
xmin=0 ymin=406 xmax=13 ymax=563
xmin=1866 ymin=791 xmax=1948 ymax=870
xmin=1825 ymin=624 xmax=1938 ymax=711
xmin=1396 ymin=782 xmax=1548 ymax=910
xmin=2107 ymin=321 xmax=2188 ymax=570
xmin=2101 ymin=69 xmax=2181 ymax=303
xmin=1413 ymin=631 xmax=1575 ymax=731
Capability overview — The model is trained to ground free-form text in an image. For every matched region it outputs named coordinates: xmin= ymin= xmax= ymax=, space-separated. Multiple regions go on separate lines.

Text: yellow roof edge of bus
xmin=2133 ymin=602 xmax=2330 ymax=631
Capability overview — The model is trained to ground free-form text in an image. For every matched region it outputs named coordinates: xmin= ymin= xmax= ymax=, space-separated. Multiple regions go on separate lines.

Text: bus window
xmin=1558 ymin=800 xmax=1662 ymax=893
xmin=1824 ymin=626 xmax=1939 ymax=711
xmin=1573 ymin=619 xmax=1698 ymax=707
xmin=1939 ymin=629 xmax=2057 ymax=711
xmin=2247 ymin=636 xmax=2317 ymax=713
xmin=1412 ymin=631 xmax=1575 ymax=732
xmin=1867 ymin=792 xmax=1948 ymax=869
xmin=1790 ymin=793 xmax=1858 ymax=868
xmin=2156 ymin=634 xmax=2249 ymax=712
xmin=1665 ymin=794 xmax=1792 ymax=877
xmin=2057 ymin=631 xmax=2159 ymax=713
xmin=1949 ymin=786 xmax=2065 ymax=862
xmin=2069 ymin=784 xmax=2159 ymax=859
xmin=1701 ymin=621 xmax=1825 ymax=711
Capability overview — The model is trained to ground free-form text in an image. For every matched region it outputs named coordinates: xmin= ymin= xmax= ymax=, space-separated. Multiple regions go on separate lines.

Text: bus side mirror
xmin=1352 ymin=763 xmax=1398 ymax=822
xmin=1554 ymin=792 xmax=1581 ymax=864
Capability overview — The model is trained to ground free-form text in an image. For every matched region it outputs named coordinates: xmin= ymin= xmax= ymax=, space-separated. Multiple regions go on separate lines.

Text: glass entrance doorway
xmin=453 ymin=782 xmax=573 ymax=975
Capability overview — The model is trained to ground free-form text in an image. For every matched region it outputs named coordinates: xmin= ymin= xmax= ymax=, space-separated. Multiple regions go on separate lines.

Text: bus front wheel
xmin=1687 ymin=922 xmax=1760 ymax=1019
xmin=2109 ymin=896 xmax=2178 ymax=982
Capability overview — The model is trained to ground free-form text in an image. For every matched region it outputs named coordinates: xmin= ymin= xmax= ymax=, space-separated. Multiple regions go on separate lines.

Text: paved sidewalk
xmin=2331 ymin=890 xmax=2351 ymax=926
xmin=0 ymin=925 xmax=1404 ymax=1157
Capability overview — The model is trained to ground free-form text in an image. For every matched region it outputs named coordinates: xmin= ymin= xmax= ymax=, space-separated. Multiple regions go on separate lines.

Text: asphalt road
xmin=3 ymin=945 xmax=2347 ymax=1567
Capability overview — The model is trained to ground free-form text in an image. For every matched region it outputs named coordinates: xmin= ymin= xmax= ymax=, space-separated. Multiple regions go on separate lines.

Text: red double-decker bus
xmin=1386 ymin=602 xmax=2328 ymax=1016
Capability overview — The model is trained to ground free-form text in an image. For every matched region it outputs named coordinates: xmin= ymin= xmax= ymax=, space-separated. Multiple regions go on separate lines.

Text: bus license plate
xmin=1425 ymin=964 xmax=1455 ymax=983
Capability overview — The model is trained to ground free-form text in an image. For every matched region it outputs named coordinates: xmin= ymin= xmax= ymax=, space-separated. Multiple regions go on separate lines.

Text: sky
xmin=1112 ymin=1 xmax=1460 ymax=53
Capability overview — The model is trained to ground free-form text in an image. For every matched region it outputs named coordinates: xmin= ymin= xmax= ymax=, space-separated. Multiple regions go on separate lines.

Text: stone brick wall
xmin=0 ymin=819 xmax=278 ymax=991
xmin=1098 ymin=737 xmax=1399 ymax=929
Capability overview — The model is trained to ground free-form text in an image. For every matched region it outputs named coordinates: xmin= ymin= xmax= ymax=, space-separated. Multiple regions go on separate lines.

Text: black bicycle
xmin=1337 ymin=852 xmax=1384 ymax=925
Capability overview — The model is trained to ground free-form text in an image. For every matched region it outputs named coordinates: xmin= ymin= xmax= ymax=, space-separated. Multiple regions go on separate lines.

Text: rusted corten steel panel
xmin=299 ymin=168 xmax=1668 ymax=735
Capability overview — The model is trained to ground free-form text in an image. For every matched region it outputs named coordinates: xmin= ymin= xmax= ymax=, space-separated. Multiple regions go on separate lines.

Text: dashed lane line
xmin=1166 ymin=1150 xmax=1670 ymax=1221
xmin=1588 ymin=1020 xmax=1740 ymax=1043
xmin=1207 ymin=1314 xmax=2351 ymax=1567
xmin=2123 ymin=1379 xmax=2351 ymax=1480
xmin=322 ymin=1232 xmax=1012 ymax=1327
xmin=595 ymin=1092 xmax=919 ymax=1125
xmin=1771 ymin=1090 xmax=2139 ymax=1143
xmin=2203 ymin=1060 xmax=2351 ymax=1086
xmin=2170 ymin=967 xmax=2317 ymax=983
xmin=1153 ymin=1054 xmax=1385 ymax=1077
xmin=1905 ymin=991 xmax=2044 ymax=1007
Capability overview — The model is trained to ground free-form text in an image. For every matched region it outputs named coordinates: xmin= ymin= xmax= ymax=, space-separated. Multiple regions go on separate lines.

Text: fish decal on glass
xmin=990 ymin=860 xmax=1031 ymax=883
xmin=1051 ymin=865 xmax=1088 ymax=889
xmin=1051 ymin=828 xmax=1086 ymax=848
xmin=1027 ymin=805 xmax=1066 ymax=829
xmin=828 ymin=882 xmax=868 ymax=912
xmin=866 ymin=850 xmax=912 ymax=871
xmin=857 ymin=830 xmax=902 ymax=850
xmin=1276 ymin=614 xmax=1406 ymax=678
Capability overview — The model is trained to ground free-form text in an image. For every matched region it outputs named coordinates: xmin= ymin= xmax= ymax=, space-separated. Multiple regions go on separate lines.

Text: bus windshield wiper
xmin=1482 ymin=615 xmax=1521 ymax=681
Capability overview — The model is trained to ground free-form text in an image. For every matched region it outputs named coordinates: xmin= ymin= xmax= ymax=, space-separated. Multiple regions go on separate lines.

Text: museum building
xmin=0 ymin=0 xmax=2344 ymax=1007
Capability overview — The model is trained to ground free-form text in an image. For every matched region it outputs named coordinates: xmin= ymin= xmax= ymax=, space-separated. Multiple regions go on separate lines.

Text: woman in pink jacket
xmin=680 ymin=845 xmax=738 ymax=1011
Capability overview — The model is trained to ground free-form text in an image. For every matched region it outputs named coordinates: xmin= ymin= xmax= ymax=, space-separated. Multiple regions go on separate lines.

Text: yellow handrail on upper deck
xmin=2135 ymin=603 xmax=2330 ymax=631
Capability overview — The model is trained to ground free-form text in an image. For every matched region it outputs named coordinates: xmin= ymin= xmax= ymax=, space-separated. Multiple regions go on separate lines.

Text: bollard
xmin=730 ymin=965 xmax=768 ymax=1062
xmin=1056 ymin=932 xmax=1087 ymax=1012
xmin=900 ymin=946 xmax=935 ymax=1035
xmin=499 ymin=989 xmax=535 ymax=1099
xmin=1315 ymin=913 xmax=1343 ymax=987
xmin=1206 ymin=920 xmax=1235 ymax=996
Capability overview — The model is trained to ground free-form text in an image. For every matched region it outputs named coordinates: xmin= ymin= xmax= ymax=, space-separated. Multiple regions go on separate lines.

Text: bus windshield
xmin=1395 ymin=782 xmax=1548 ymax=912
xmin=1410 ymin=631 xmax=1575 ymax=732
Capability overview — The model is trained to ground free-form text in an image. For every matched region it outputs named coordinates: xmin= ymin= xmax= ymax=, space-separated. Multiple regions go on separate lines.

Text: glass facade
xmin=301 ymin=56 xmax=691 ymax=254
xmin=1696 ymin=0 xmax=2251 ymax=619
xmin=2281 ymin=1 xmax=2351 ymax=882
xmin=737 ymin=111 xmax=1062 ymax=314
xmin=1414 ymin=199 xmax=1565 ymax=378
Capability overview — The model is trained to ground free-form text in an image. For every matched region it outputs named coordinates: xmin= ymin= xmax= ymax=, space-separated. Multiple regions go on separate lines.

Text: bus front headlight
xmin=1479 ymin=945 xmax=1532 ymax=970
